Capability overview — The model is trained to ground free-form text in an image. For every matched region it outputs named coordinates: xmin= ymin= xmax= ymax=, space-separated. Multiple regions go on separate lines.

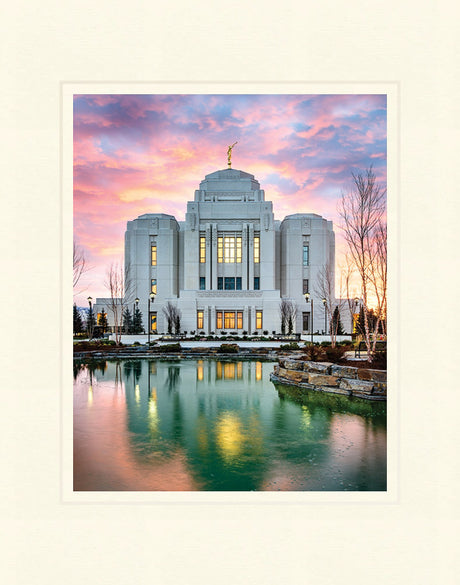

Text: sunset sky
xmin=73 ymin=93 xmax=387 ymax=307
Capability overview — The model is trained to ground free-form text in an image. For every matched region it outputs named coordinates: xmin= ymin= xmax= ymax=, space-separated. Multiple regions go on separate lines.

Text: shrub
xmin=199 ymin=331 xmax=205 ymax=336
xmin=280 ymin=342 xmax=300 ymax=350
xmin=242 ymin=331 xmax=248 ymax=336
xmin=252 ymin=331 xmax=259 ymax=336
xmin=217 ymin=343 xmax=239 ymax=354
xmin=303 ymin=344 xmax=326 ymax=361
xmin=133 ymin=341 xmax=141 ymax=346
xmin=159 ymin=343 xmax=182 ymax=352
xmin=230 ymin=331 xmax=237 ymax=336
xmin=263 ymin=330 xmax=269 ymax=336
xmin=320 ymin=341 xmax=332 ymax=347
xmin=324 ymin=345 xmax=347 ymax=362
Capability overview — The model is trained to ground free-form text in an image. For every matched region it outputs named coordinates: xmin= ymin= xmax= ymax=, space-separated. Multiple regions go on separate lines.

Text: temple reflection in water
xmin=73 ymin=359 xmax=387 ymax=491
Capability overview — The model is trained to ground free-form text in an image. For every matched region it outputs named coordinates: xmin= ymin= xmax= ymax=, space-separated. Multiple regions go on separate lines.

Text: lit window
xmin=302 ymin=279 xmax=309 ymax=294
xmin=256 ymin=310 xmax=263 ymax=329
xmin=200 ymin=236 xmax=206 ymax=263
xmin=197 ymin=310 xmax=204 ymax=330
xmin=236 ymin=237 xmax=242 ymax=263
xmin=216 ymin=311 xmax=223 ymax=330
xmin=218 ymin=237 xmax=223 ymax=263
xmin=199 ymin=277 xmax=205 ymax=290
xmin=151 ymin=279 xmax=157 ymax=294
xmin=237 ymin=312 xmax=243 ymax=329
xmin=254 ymin=236 xmax=260 ymax=263
xmin=236 ymin=277 xmax=242 ymax=290
xmin=151 ymin=245 xmax=157 ymax=266
xmin=224 ymin=312 xmax=235 ymax=329
xmin=224 ymin=237 xmax=235 ymax=263
xmin=302 ymin=312 xmax=309 ymax=331
xmin=303 ymin=245 xmax=309 ymax=266
xmin=217 ymin=277 xmax=223 ymax=290
xmin=254 ymin=277 xmax=260 ymax=290
xmin=150 ymin=312 xmax=157 ymax=331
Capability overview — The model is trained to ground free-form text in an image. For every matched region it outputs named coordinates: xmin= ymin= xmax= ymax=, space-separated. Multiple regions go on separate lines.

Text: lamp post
xmin=148 ymin=292 xmax=156 ymax=348
xmin=87 ymin=296 xmax=93 ymax=340
xmin=322 ymin=298 xmax=327 ymax=336
xmin=353 ymin=297 xmax=360 ymax=336
xmin=304 ymin=293 xmax=313 ymax=345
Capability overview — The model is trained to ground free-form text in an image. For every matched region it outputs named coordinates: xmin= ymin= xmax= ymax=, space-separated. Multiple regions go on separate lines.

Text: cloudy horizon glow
xmin=73 ymin=93 xmax=387 ymax=307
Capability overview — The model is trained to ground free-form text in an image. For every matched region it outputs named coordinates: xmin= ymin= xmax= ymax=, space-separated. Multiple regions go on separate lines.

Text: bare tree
xmin=73 ymin=241 xmax=88 ymax=292
xmin=338 ymin=166 xmax=386 ymax=361
xmin=315 ymin=261 xmax=346 ymax=347
xmin=279 ymin=299 xmax=297 ymax=335
xmin=163 ymin=302 xmax=181 ymax=335
xmin=369 ymin=220 xmax=387 ymax=343
xmin=105 ymin=261 xmax=134 ymax=345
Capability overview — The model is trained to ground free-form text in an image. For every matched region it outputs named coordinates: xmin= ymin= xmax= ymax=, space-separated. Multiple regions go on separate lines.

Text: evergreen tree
xmin=98 ymin=308 xmax=108 ymax=333
xmin=73 ymin=304 xmax=83 ymax=334
xmin=331 ymin=306 xmax=345 ymax=335
xmin=123 ymin=307 xmax=133 ymax=334
xmin=132 ymin=306 xmax=144 ymax=334
xmin=355 ymin=306 xmax=365 ymax=336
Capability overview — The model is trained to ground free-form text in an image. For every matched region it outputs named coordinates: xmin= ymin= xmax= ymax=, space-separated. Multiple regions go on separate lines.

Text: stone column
xmin=205 ymin=224 xmax=211 ymax=290
xmin=242 ymin=224 xmax=248 ymax=290
xmin=248 ymin=224 xmax=254 ymax=290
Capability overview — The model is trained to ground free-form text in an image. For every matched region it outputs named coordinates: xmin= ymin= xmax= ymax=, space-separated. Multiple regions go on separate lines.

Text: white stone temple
xmin=116 ymin=166 xmax=335 ymax=335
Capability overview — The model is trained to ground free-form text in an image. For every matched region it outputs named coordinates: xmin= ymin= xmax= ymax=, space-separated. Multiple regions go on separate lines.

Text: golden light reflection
xmin=301 ymin=405 xmax=311 ymax=429
xmin=148 ymin=387 xmax=159 ymax=435
xmin=197 ymin=360 xmax=204 ymax=381
xmin=223 ymin=362 xmax=235 ymax=379
xmin=216 ymin=361 xmax=222 ymax=379
xmin=255 ymin=361 xmax=262 ymax=381
xmin=237 ymin=361 xmax=243 ymax=379
xmin=216 ymin=412 xmax=244 ymax=463
xmin=135 ymin=384 xmax=140 ymax=403
xmin=150 ymin=362 xmax=157 ymax=375
xmin=87 ymin=385 xmax=93 ymax=406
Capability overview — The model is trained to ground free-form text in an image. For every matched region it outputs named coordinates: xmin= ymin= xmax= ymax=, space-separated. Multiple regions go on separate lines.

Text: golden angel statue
xmin=227 ymin=141 xmax=238 ymax=167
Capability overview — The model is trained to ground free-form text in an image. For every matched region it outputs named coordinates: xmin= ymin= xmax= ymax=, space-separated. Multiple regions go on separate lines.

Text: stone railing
xmin=271 ymin=358 xmax=386 ymax=401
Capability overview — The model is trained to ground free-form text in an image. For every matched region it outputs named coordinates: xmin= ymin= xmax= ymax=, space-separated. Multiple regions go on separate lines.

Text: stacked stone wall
xmin=272 ymin=358 xmax=386 ymax=401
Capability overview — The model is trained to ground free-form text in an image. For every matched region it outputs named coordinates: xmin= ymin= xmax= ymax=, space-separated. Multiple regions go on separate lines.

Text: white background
xmin=2 ymin=1 xmax=459 ymax=584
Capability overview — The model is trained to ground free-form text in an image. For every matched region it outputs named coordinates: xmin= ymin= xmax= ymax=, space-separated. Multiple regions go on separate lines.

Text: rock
xmin=308 ymin=373 xmax=340 ymax=387
xmin=357 ymin=369 xmax=387 ymax=382
xmin=281 ymin=359 xmax=304 ymax=371
xmin=339 ymin=378 xmax=375 ymax=394
xmin=330 ymin=364 xmax=358 ymax=378
xmin=303 ymin=361 xmax=332 ymax=374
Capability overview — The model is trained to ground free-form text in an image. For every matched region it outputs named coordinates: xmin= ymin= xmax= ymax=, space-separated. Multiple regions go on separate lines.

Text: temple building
xmin=117 ymin=166 xmax=335 ymax=335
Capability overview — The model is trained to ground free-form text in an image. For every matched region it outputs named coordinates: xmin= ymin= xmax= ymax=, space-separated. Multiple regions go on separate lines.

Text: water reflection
xmin=74 ymin=359 xmax=386 ymax=491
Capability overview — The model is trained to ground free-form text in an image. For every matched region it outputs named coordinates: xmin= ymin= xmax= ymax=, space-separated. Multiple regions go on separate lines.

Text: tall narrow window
xmin=254 ymin=236 xmax=260 ymax=263
xmin=216 ymin=311 xmax=223 ymax=330
xmin=197 ymin=310 xmax=204 ymax=330
xmin=303 ymin=245 xmax=309 ymax=266
xmin=224 ymin=237 xmax=235 ymax=263
xmin=302 ymin=279 xmax=309 ymax=294
xmin=217 ymin=277 xmax=223 ymax=290
xmin=151 ymin=245 xmax=157 ymax=266
xmin=254 ymin=277 xmax=260 ymax=290
xmin=150 ymin=312 xmax=157 ymax=331
xmin=199 ymin=277 xmax=205 ymax=290
xmin=224 ymin=312 xmax=235 ymax=328
xmin=236 ymin=277 xmax=242 ymax=290
xmin=151 ymin=279 xmax=157 ymax=294
xmin=218 ymin=237 xmax=223 ymax=263
xmin=237 ymin=311 xmax=243 ymax=329
xmin=256 ymin=310 xmax=263 ymax=329
xmin=236 ymin=237 xmax=242 ymax=263
xmin=200 ymin=236 xmax=206 ymax=263
xmin=302 ymin=312 xmax=309 ymax=331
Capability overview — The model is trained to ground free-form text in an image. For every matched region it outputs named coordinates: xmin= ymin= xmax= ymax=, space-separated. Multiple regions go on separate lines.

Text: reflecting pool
xmin=73 ymin=359 xmax=386 ymax=491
